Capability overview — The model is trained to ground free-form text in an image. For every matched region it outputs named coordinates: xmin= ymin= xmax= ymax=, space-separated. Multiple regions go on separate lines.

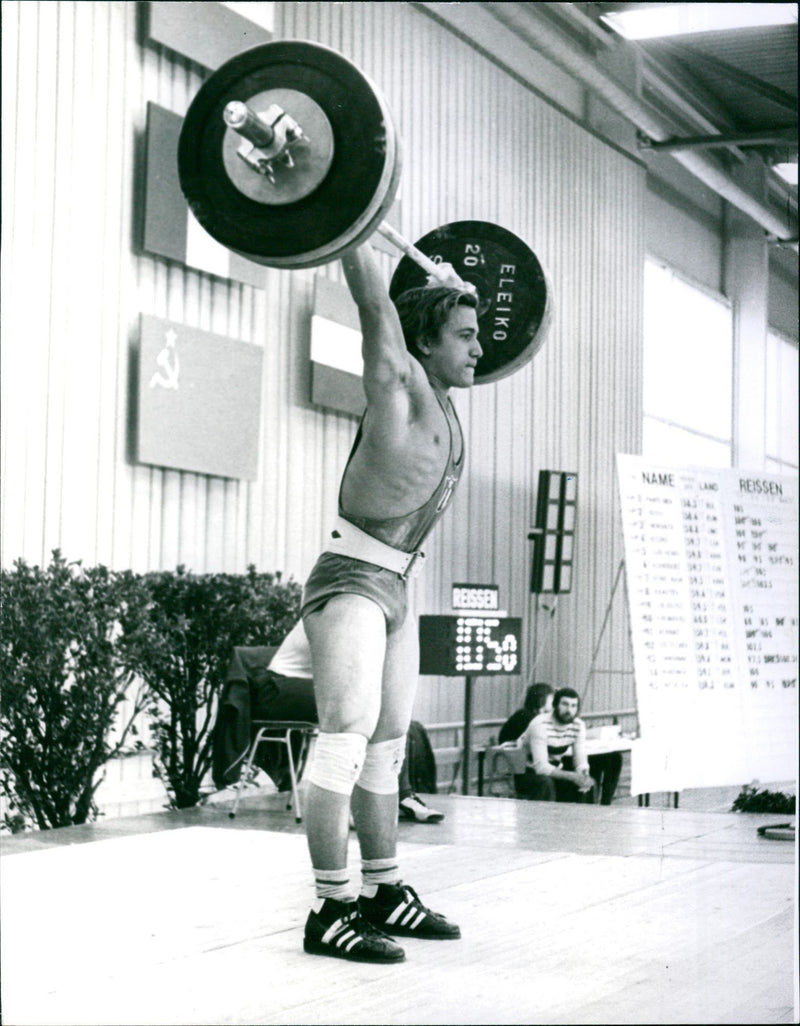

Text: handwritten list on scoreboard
xmin=617 ymin=455 xmax=798 ymax=793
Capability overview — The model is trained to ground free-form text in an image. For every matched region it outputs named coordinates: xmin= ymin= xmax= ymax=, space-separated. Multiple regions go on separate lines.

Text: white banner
xmin=617 ymin=456 xmax=798 ymax=794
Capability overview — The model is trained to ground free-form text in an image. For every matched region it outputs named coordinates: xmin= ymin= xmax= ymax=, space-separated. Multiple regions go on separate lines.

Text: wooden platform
xmin=1 ymin=792 xmax=796 ymax=1025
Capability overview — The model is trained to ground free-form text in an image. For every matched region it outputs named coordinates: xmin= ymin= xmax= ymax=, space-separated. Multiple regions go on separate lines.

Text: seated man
xmin=498 ymin=683 xmax=553 ymax=795
xmin=500 ymin=683 xmax=622 ymax=805
xmin=212 ymin=634 xmax=317 ymax=792
xmin=516 ymin=686 xmax=594 ymax=803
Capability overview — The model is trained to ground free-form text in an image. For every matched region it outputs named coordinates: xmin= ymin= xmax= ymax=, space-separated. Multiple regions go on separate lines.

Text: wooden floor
xmin=1 ymin=790 xmax=796 ymax=1026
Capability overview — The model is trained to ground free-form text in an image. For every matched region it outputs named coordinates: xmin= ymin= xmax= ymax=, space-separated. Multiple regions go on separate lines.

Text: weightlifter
xmin=300 ymin=241 xmax=481 ymax=963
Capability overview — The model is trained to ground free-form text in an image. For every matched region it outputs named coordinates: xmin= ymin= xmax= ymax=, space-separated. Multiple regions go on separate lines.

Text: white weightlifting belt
xmin=325 ymin=516 xmax=426 ymax=579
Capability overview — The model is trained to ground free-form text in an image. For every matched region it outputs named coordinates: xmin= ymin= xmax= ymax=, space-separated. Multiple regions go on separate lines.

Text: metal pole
xmin=462 ymin=676 xmax=474 ymax=795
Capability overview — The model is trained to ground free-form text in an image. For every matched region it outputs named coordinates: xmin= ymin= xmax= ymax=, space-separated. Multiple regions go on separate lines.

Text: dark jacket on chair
xmin=212 ymin=646 xmax=317 ymax=791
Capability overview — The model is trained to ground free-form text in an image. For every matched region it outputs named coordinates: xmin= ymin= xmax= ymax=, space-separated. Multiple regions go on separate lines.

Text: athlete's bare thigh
xmin=372 ymin=610 xmax=419 ymax=742
xmin=303 ymin=593 xmax=387 ymax=738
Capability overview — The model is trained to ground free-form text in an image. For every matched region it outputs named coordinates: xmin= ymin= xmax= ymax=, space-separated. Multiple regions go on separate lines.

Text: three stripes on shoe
xmin=321 ymin=910 xmax=369 ymax=954
xmin=383 ymin=894 xmax=428 ymax=931
xmin=322 ymin=895 xmax=427 ymax=953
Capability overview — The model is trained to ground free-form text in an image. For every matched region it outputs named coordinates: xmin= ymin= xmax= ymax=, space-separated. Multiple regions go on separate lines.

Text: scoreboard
xmin=419 ymin=615 xmax=522 ymax=676
xmin=617 ymin=455 xmax=798 ymax=793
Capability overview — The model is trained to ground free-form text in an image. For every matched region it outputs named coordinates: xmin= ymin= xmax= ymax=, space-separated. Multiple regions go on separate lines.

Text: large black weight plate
xmin=389 ymin=221 xmax=551 ymax=384
xmin=178 ymin=41 xmax=401 ymax=269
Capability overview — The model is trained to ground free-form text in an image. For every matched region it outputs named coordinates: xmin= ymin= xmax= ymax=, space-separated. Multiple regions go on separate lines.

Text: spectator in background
xmin=498 ymin=683 xmax=553 ymax=743
xmin=498 ymin=684 xmax=553 ymax=795
xmin=517 ymin=687 xmax=594 ymax=803
xmin=499 ymin=683 xmax=622 ymax=804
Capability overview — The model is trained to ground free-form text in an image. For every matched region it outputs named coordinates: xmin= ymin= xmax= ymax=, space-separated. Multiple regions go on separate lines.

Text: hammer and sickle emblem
xmin=149 ymin=328 xmax=180 ymax=390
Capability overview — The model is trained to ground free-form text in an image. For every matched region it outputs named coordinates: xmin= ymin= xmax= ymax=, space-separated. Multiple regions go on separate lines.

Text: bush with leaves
xmin=131 ymin=566 xmax=301 ymax=809
xmin=0 ymin=551 xmax=152 ymax=830
xmin=731 ymin=783 xmax=796 ymax=814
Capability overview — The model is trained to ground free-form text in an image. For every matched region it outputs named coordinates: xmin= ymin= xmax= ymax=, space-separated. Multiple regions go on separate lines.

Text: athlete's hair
xmin=553 ymin=687 xmax=580 ymax=711
xmin=523 ymin=683 xmax=553 ymax=716
xmin=393 ymin=286 xmax=479 ymax=361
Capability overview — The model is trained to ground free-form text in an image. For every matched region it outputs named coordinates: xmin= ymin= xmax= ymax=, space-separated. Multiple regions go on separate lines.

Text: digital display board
xmin=419 ymin=615 xmax=522 ymax=676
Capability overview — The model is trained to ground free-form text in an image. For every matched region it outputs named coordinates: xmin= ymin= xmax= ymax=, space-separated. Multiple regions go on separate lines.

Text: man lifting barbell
xmin=178 ymin=39 xmax=551 ymax=964
xmin=297 ymin=244 xmax=479 ymax=963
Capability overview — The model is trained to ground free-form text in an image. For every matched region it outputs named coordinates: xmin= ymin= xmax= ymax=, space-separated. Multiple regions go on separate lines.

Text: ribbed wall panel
xmin=2 ymin=1 xmax=644 ymax=731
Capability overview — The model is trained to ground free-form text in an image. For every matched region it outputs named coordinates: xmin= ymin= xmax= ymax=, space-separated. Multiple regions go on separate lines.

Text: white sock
xmin=361 ymin=857 xmax=401 ymax=897
xmin=313 ymin=868 xmax=355 ymax=906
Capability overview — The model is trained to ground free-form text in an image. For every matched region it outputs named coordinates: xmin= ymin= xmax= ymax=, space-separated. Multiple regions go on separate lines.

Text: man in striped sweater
xmin=517 ymin=687 xmax=595 ymax=803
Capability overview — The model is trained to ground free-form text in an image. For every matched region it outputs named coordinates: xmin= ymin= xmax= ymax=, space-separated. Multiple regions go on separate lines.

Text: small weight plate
xmin=389 ymin=221 xmax=551 ymax=383
xmin=178 ymin=40 xmax=401 ymax=269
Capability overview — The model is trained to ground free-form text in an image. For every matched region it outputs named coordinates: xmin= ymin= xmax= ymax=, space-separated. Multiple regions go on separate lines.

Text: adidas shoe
xmin=359 ymin=883 xmax=460 ymax=940
xmin=399 ymin=793 xmax=445 ymax=823
xmin=303 ymin=898 xmax=406 ymax=963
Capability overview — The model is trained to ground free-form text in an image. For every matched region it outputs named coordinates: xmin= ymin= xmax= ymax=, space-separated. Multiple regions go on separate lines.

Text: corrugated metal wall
xmin=1 ymin=1 xmax=643 ymax=731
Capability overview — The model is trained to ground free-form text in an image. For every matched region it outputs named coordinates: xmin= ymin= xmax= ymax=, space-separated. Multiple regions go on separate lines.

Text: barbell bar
xmin=177 ymin=39 xmax=552 ymax=383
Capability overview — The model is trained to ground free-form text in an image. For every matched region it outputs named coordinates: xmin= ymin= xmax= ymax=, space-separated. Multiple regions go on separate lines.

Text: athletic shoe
xmin=399 ymin=793 xmax=445 ymax=823
xmin=359 ymin=882 xmax=461 ymax=940
xmin=303 ymin=898 xmax=406 ymax=963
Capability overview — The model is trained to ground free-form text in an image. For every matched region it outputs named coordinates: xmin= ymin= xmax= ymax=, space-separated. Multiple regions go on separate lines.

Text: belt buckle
xmin=403 ymin=550 xmax=425 ymax=579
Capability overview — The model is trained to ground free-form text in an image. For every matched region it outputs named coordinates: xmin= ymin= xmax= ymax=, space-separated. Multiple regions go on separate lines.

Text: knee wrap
xmin=305 ymin=732 xmax=367 ymax=796
xmin=357 ymin=735 xmax=406 ymax=795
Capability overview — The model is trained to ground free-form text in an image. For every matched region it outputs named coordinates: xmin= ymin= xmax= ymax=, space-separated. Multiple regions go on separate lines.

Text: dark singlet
xmin=338 ymin=390 xmax=464 ymax=553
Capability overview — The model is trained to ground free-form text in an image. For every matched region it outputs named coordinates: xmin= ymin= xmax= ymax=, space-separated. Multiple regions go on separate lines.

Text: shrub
xmin=131 ymin=566 xmax=301 ymax=809
xmin=0 ymin=552 xmax=152 ymax=830
xmin=731 ymin=784 xmax=796 ymax=814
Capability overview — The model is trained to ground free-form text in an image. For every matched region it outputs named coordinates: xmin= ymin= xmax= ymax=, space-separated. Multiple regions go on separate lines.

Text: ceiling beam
xmin=660 ymin=42 xmax=798 ymax=113
xmin=479 ymin=2 xmax=797 ymax=242
xmin=640 ymin=128 xmax=798 ymax=153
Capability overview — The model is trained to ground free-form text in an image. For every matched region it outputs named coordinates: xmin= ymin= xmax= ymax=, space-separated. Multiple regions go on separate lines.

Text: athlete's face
xmin=422 ymin=305 xmax=482 ymax=389
xmin=554 ymin=697 xmax=579 ymax=724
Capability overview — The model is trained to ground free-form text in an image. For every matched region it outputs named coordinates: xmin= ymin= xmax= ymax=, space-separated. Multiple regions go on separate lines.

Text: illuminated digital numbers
xmin=455 ymin=617 xmax=519 ymax=673
xmin=419 ymin=615 xmax=522 ymax=676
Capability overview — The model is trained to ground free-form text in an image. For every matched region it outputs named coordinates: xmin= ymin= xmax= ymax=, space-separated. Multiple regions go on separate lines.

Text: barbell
xmin=177 ymin=40 xmax=551 ymax=384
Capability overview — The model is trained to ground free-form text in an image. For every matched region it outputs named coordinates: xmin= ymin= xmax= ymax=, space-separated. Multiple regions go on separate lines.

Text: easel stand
xmin=529 ymin=596 xmax=559 ymax=679
xmin=581 ymin=561 xmax=635 ymax=710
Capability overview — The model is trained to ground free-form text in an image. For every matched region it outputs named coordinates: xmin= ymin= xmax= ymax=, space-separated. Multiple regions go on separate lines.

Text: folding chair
xmin=229 ymin=720 xmax=318 ymax=822
xmin=484 ymin=744 xmax=527 ymax=797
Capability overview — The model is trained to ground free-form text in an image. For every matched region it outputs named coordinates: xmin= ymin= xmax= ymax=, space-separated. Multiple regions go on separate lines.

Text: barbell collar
xmin=223 ymin=101 xmax=276 ymax=150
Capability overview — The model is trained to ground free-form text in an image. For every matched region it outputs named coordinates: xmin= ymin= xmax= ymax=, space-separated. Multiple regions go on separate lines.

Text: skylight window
xmin=773 ymin=163 xmax=798 ymax=186
xmin=601 ymin=3 xmax=797 ymax=41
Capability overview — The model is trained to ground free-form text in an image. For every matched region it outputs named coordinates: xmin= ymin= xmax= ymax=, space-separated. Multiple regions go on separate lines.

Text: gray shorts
xmin=301 ymin=552 xmax=409 ymax=633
